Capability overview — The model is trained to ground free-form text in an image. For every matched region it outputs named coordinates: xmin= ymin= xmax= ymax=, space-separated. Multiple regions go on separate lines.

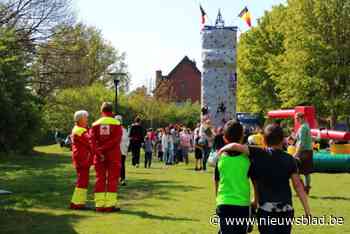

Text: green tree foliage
xmin=0 ymin=1 xmax=131 ymax=152
xmin=237 ymin=4 xmax=287 ymax=113
xmin=32 ymin=23 xmax=129 ymax=96
xmin=0 ymin=29 xmax=43 ymax=152
xmin=44 ymin=83 xmax=200 ymax=134
xmin=238 ymin=0 xmax=350 ymax=126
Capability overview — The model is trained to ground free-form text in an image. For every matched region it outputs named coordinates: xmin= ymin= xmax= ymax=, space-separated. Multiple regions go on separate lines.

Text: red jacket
xmin=90 ymin=113 xmax=122 ymax=163
xmin=71 ymin=126 xmax=93 ymax=168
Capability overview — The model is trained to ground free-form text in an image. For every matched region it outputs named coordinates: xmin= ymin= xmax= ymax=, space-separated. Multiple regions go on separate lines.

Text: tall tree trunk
xmin=330 ymin=110 xmax=337 ymax=130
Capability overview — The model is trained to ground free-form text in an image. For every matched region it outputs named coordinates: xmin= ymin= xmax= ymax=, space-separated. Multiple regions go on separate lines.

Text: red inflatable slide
xmin=267 ymin=106 xmax=350 ymax=141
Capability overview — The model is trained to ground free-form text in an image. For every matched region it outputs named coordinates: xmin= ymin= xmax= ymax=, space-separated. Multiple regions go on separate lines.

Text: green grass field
xmin=1 ymin=145 xmax=350 ymax=234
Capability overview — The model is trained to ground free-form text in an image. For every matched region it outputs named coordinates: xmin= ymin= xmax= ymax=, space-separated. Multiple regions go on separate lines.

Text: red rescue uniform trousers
xmin=94 ymin=151 xmax=121 ymax=193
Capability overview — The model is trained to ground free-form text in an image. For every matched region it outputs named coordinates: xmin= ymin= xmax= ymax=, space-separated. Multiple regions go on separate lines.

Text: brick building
xmin=153 ymin=56 xmax=201 ymax=103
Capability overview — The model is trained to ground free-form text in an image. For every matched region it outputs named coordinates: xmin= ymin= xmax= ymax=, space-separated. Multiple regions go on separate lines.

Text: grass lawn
xmin=1 ymin=145 xmax=350 ymax=234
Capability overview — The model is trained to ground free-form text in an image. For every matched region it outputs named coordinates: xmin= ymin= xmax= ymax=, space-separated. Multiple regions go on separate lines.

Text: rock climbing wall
xmin=201 ymin=26 xmax=237 ymax=128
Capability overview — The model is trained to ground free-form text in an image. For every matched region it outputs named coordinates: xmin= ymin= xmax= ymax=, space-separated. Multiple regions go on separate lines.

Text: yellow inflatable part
xmin=287 ymin=146 xmax=296 ymax=155
xmin=330 ymin=144 xmax=350 ymax=155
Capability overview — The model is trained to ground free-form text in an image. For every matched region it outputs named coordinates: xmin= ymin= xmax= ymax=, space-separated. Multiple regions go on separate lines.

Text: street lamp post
xmin=109 ymin=72 xmax=127 ymax=114
xmin=114 ymin=78 xmax=120 ymax=114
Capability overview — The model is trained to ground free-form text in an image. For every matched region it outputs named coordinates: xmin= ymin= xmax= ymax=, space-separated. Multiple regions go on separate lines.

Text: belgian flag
xmin=238 ymin=6 xmax=252 ymax=27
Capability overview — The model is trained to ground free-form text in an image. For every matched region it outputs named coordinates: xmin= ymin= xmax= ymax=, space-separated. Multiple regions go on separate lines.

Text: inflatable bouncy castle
xmin=268 ymin=106 xmax=350 ymax=173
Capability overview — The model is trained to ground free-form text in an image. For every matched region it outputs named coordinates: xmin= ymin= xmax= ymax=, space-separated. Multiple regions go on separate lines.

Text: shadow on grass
xmin=0 ymin=148 xmax=71 ymax=171
xmin=0 ymin=150 xmax=78 ymax=209
xmin=127 ymin=171 xmax=153 ymax=175
xmin=119 ymin=179 xmax=202 ymax=203
xmin=119 ymin=209 xmax=199 ymax=221
xmin=0 ymin=208 xmax=81 ymax=234
xmin=1 ymin=150 xmax=202 ymax=210
xmin=309 ymin=195 xmax=350 ymax=201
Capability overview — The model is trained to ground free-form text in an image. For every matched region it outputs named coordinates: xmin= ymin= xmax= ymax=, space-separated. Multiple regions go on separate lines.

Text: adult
xmin=115 ymin=115 xmax=129 ymax=186
xmin=199 ymin=120 xmax=214 ymax=171
xmin=180 ymin=128 xmax=191 ymax=164
xmin=172 ymin=128 xmax=181 ymax=163
xmin=294 ymin=112 xmax=313 ymax=194
xmin=157 ymin=129 xmax=164 ymax=161
xmin=162 ymin=128 xmax=174 ymax=165
xmin=148 ymin=128 xmax=157 ymax=157
xmin=129 ymin=117 xmax=145 ymax=168
xmin=90 ymin=102 xmax=122 ymax=212
xmin=70 ymin=110 xmax=93 ymax=210
xmin=212 ymin=127 xmax=225 ymax=152
xmin=193 ymin=124 xmax=203 ymax=171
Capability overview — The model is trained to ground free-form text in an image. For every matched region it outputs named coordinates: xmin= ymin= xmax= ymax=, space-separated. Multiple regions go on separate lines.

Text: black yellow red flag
xmin=238 ymin=6 xmax=252 ymax=27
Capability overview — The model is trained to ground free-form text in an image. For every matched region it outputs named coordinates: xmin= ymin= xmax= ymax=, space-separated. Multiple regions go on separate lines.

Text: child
xmin=219 ymin=124 xmax=311 ymax=234
xmin=214 ymin=120 xmax=253 ymax=234
xmin=287 ymin=136 xmax=296 ymax=155
xmin=144 ymin=134 xmax=153 ymax=168
xmin=70 ymin=110 xmax=93 ymax=210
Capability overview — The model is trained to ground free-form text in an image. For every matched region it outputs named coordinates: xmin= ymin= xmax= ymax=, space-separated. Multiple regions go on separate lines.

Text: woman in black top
xmin=129 ymin=117 xmax=145 ymax=167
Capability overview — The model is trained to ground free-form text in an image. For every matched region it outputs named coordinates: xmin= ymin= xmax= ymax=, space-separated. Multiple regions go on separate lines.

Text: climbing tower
xmin=201 ymin=10 xmax=238 ymax=127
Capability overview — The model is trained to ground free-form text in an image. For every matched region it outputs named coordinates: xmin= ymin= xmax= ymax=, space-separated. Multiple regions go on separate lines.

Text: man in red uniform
xmin=70 ymin=110 xmax=93 ymax=210
xmin=90 ymin=102 xmax=122 ymax=212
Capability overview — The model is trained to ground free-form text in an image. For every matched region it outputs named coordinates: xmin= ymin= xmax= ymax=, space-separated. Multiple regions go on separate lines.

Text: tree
xmin=237 ymin=4 xmax=287 ymax=113
xmin=32 ymin=23 xmax=130 ymax=96
xmin=43 ymin=83 xmax=114 ymax=133
xmin=0 ymin=0 xmax=74 ymax=46
xmin=237 ymin=0 xmax=350 ymax=127
xmin=0 ymin=28 xmax=43 ymax=152
xmin=44 ymin=84 xmax=201 ymax=134
xmin=277 ymin=0 xmax=350 ymax=127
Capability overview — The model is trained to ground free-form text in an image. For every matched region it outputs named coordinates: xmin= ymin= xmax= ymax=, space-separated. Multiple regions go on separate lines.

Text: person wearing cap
xmin=90 ymin=102 xmax=122 ymax=212
xmin=70 ymin=110 xmax=93 ymax=210
xmin=115 ymin=115 xmax=129 ymax=186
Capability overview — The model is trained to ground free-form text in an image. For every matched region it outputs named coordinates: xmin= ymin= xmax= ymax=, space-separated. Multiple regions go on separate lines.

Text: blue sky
xmin=76 ymin=0 xmax=286 ymax=90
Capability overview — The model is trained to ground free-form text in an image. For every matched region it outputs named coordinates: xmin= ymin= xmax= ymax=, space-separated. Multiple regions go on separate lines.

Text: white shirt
xmin=120 ymin=127 xmax=130 ymax=156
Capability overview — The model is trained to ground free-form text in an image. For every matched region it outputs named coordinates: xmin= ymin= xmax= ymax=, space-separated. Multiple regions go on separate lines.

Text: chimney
xmin=156 ymin=70 xmax=162 ymax=86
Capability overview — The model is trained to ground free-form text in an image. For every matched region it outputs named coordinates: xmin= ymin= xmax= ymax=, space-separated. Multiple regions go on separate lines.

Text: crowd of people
xmin=68 ymin=101 xmax=325 ymax=234
xmin=68 ymin=101 xmax=206 ymax=212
